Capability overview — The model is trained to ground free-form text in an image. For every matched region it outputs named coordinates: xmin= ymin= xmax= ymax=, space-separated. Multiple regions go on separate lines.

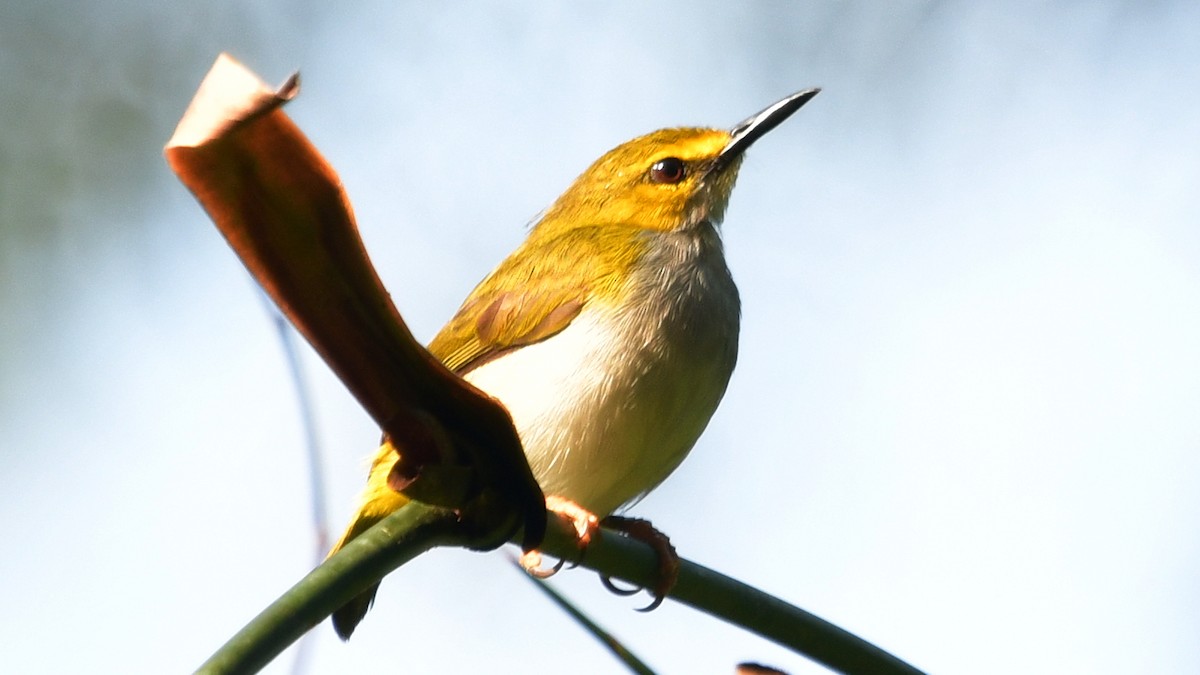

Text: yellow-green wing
xmin=428 ymin=225 xmax=643 ymax=375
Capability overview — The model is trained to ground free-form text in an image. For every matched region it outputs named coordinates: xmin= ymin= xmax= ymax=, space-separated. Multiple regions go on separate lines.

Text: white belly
xmin=463 ymin=244 xmax=739 ymax=515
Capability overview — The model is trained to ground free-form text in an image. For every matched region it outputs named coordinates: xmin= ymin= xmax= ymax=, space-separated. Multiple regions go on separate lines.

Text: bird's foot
xmin=519 ymin=496 xmax=600 ymax=578
xmin=599 ymin=516 xmax=679 ymax=611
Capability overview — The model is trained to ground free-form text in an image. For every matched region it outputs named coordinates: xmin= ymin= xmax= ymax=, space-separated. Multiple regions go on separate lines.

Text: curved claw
xmin=599 ymin=515 xmax=680 ymax=612
xmin=599 ymin=575 xmax=643 ymax=596
xmin=599 ymin=573 xmax=667 ymax=611
xmin=520 ymin=550 xmax=567 ymax=579
xmin=635 ymin=593 xmax=667 ymax=613
xmin=518 ymin=496 xmax=602 ymax=580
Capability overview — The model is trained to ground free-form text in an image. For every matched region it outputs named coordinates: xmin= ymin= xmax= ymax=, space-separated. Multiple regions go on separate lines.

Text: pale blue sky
xmin=2 ymin=3 xmax=1198 ymax=673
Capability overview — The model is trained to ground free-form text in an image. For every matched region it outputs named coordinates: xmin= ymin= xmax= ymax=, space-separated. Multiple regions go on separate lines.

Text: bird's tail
xmin=328 ymin=441 xmax=409 ymax=640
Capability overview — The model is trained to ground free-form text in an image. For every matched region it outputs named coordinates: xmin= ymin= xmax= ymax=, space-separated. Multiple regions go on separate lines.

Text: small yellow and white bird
xmin=329 ymin=88 xmax=819 ymax=638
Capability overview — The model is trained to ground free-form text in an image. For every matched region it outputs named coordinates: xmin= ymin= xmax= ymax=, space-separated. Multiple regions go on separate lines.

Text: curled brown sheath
xmin=164 ymin=53 xmax=545 ymax=550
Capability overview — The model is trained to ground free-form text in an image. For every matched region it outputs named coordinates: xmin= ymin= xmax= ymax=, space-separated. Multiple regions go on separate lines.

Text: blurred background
xmin=2 ymin=2 xmax=1198 ymax=673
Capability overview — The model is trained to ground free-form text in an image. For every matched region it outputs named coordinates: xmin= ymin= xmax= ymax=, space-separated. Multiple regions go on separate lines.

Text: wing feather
xmin=428 ymin=225 xmax=642 ymax=374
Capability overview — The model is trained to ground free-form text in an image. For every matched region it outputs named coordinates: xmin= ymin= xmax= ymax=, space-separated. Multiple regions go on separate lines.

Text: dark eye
xmin=649 ymin=157 xmax=686 ymax=184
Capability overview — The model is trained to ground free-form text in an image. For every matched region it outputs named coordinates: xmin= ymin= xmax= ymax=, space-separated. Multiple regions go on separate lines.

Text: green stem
xmin=536 ymin=518 xmax=925 ymax=675
xmin=195 ymin=502 xmax=459 ymax=675
xmin=198 ymin=503 xmax=924 ymax=675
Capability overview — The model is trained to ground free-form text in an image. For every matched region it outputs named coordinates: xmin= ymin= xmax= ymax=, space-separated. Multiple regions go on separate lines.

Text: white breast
xmin=464 ymin=224 xmax=740 ymax=515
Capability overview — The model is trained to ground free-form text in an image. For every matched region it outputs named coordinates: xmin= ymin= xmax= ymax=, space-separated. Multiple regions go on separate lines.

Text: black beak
xmin=714 ymin=88 xmax=820 ymax=170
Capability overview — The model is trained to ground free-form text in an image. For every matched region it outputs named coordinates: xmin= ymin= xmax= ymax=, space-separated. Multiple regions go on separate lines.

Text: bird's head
xmin=537 ymin=88 xmax=819 ymax=235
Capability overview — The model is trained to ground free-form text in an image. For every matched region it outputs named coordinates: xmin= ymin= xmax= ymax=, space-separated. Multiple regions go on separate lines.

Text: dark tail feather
xmin=332 ymin=583 xmax=380 ymax=640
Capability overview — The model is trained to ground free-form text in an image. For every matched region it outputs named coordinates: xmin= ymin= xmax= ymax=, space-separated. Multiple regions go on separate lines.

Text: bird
xmin=328 ymin=88 xmax=819 ymax=639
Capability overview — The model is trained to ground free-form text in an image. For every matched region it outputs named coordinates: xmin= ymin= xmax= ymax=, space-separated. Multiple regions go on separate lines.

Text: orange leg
xmin=519 ymin=496 xmax=600 ymax=578
xmin=519 ymin=501 xmax=679 ymax=612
